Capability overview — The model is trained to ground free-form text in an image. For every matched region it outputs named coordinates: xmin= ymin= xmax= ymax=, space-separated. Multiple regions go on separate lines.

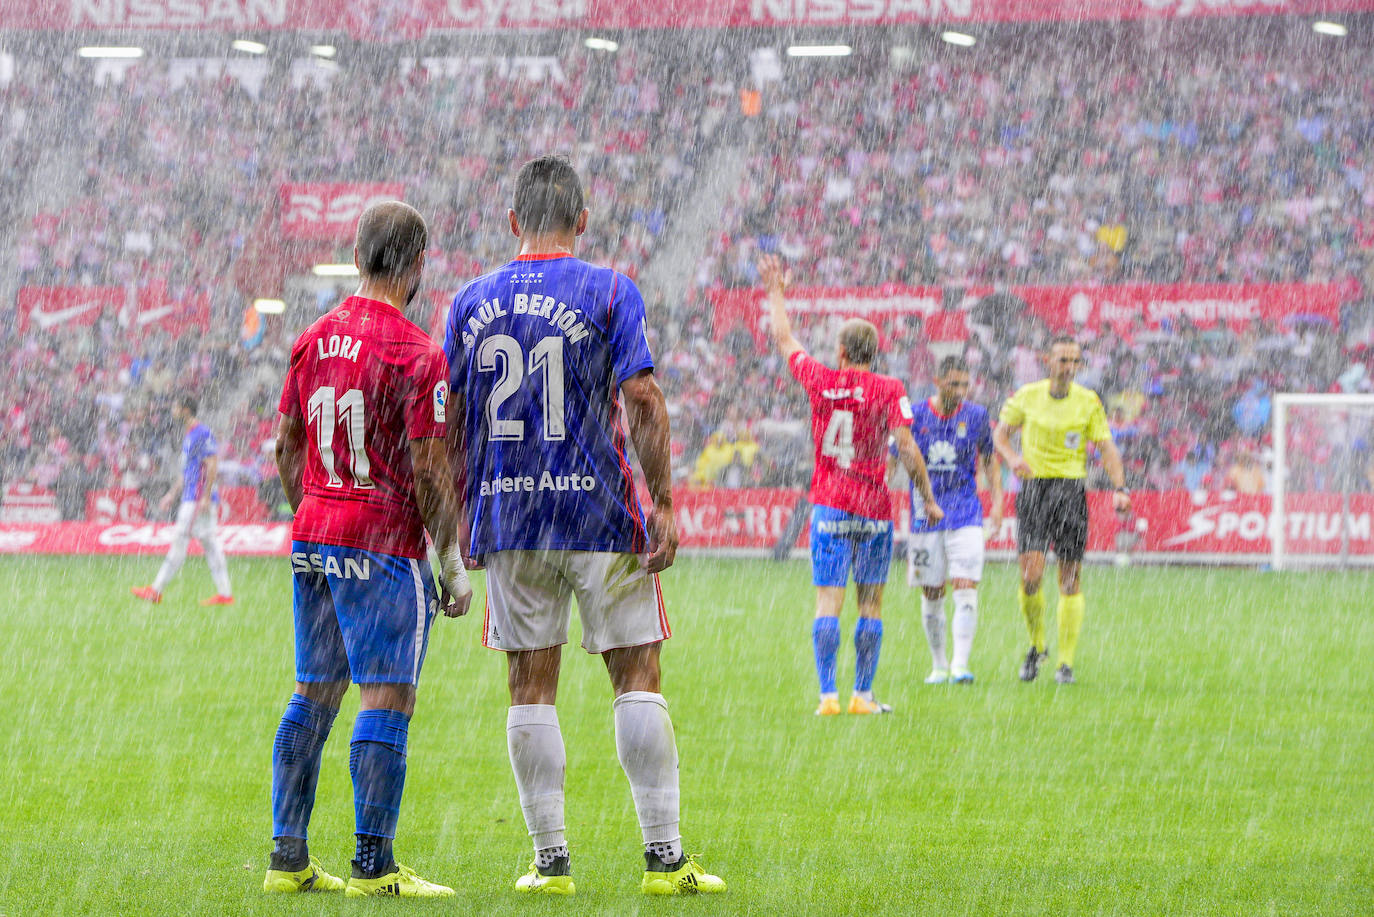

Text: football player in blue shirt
xmin=895 ymin=356 xmax=1003 ymax=684
xmin=443 ymin=155 xmax=724 ymax=898
xmin=131 ymin=395 xmax=233 ymax=605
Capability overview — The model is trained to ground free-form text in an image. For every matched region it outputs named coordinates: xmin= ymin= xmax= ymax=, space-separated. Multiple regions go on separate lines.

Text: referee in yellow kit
xmin=993 ymin=335 xmax=1130 ymax=684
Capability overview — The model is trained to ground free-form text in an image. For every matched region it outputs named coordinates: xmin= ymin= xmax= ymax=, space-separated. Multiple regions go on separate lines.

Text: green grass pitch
xmin=1 ymin=554 xmax=1371 ymax=915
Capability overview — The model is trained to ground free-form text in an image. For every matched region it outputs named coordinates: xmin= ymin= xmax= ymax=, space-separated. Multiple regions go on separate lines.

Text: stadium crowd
xmin=4 ymin=29 xmax=1374 ymax=519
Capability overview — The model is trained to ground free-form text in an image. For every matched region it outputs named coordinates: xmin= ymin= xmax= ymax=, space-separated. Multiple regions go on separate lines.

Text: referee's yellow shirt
xmin=998 ymin=380 xmax=1111 ymax=479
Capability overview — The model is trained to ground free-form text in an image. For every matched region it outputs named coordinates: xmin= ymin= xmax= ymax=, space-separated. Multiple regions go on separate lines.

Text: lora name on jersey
xmin=479 ymin=472 xmax=598 ymax=496
xmin=291 ymin=551 xmax=371 ymax=579
xmin=316 ymin=334 xmax=362 ymax=362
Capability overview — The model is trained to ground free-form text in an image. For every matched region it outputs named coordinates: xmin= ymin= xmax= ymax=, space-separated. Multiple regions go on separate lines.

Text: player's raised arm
xmin=893 ymin=424 xmax=943 ymax=525
xmin=411 ymin=436 xmax=472 ymax=617
xmin=274 ymin=413 xmax=308 ymax=514
xmin=622 ymin=368 xmax=678 ymax=574
xmin=758 ymin=254 xmax=802 ymax=359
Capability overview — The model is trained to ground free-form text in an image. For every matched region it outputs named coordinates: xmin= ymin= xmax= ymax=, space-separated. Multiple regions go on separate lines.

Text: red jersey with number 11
xmin=789 ymin=351 xmax=912 ymax=521
xmin=279 ymin=295 xmax=449 ymax=559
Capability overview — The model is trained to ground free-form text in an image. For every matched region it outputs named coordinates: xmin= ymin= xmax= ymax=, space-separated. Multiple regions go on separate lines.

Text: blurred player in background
xmin=758 ymin=254 xmax=943 ymax=716
xmin=993 ymin=335 xmax=1129 ymax=685
xmin=131 ymin=395 xmax=233 ymax=605
xmin=264 ymin=201 xmax=471 ymax=898
xmin=893 ymin=356 xmax=1003 ymax=685
xmin=444 ymin=155 xmax=724 ymax=897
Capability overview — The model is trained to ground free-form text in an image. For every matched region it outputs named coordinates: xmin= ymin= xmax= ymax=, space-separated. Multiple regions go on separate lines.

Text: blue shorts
xmin=291 ymin=541 xmax=438 ymax=685
xmin=809 ymin=506 xmax=894 ymax=588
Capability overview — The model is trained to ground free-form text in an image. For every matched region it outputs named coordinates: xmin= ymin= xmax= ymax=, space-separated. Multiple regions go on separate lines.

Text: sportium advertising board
xmin=5 ymin=489 xmax=1371 ymax=561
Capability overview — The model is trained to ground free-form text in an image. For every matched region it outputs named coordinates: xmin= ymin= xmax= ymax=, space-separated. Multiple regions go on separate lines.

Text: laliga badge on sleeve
xmin=433 ymin=381 xmax=448 ymax=423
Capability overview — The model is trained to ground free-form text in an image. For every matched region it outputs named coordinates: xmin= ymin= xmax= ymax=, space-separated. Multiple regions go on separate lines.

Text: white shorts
xmin=907 ymin=526 xmax=985 ymax=588
xmin=482 ymin=551 xmax=670 ymax=654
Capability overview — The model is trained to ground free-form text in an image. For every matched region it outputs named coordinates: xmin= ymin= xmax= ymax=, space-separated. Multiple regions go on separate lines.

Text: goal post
xmin=1271 ymin=392 xmax=1374 ymax=570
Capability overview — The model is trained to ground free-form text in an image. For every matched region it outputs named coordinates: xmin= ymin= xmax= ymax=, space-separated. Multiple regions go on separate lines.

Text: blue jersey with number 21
xmin=444 ymin=254 xmax=653 ymax=556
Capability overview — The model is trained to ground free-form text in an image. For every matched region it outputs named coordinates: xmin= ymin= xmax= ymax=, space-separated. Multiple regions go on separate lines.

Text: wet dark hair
xmin=178 ymin=394 xmax=198 ymax=416
xmin=938 ymin=355 xmax=969 ymax=376
xmin=513 ymin=155 xmax=585 ymax=234
xmin=355 ymin=201 xmax=428 ymax=280
xmin=1049 ymin=333 xmax=1079 ymax=350
xmin=839 ymin=319 xmax=879 ymax=366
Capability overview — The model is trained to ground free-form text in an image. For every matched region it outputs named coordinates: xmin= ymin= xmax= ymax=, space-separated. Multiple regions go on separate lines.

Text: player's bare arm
xmin=411 ymin=436 xmax=473 ymax=617
xmin=274 ymin=413 xmax=308 ymax=513
xmin=893 ymin=425 xmax=944 ymax=525
xmin=1096 ymin=437 xmax=1132 ymax=513
xmin=982 ymin=450 xmax=1004 ymax=533
xmin=993 ymin=421 xmax=1033 ymax=479
xmin=758 ymin=254 xmax=802 ymax=359
xmin=622 ymin=368 xmax=678 ymax=574
xmin=443 ymin=391 xmax=481 ymax=571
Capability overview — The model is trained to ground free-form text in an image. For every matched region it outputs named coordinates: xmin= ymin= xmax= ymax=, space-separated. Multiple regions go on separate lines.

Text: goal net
xmin=1271 ymin=393 xmax=1374 ymax=570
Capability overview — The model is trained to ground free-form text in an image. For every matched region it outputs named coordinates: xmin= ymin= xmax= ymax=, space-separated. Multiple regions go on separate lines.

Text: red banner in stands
xmin=1 ymin=484 xmax=60 ymax=523
xmin=83 ymin=486 xmax=269 ymax=523
xmin=10 ymin=0 xmax=1374 ymax=31
xmin=133 ymin=280 xmax=211 ymax=335
xmin=86 ymin=488 xmax=147 ymax=523
xmin=280 ymin=183 xmax=406 ymax=240
xmin=16 ymin=287 xmax=122 ymax=334
xmin=709 ymin=285 xmax=968 ymax=347
xmin=1006 ymin=282 xmax=1347 ymax=333
xmin=710 ymin=282 xmax=1349 ymax=348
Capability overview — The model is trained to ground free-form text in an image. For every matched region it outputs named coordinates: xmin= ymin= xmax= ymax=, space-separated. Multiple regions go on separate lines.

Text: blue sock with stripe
xmin=813 ymin=616 xmax=840 ymax=695
xmin=350 ymin=708 xmax=410 ymax=878
xmin=854 ymin=618 xmax=884 ymax=693
xmin=270 ymin=693 xmax=338 ymax=862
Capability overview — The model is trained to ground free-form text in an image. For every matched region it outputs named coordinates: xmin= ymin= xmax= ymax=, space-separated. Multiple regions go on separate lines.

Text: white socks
xmin=509 ymin=694 xmax=683 ymax=860
xmin=204 ymin=534 xmax=232 ymax=596
xmin=951 ymin=588 xmax=978 ymax=670
xmin=921 ymin=595 xmax=948 ymax=670
xmin=613 ymin=691 xmax=681 ymax=848
xmin=507 ymin=704 xmax=567 ymax=851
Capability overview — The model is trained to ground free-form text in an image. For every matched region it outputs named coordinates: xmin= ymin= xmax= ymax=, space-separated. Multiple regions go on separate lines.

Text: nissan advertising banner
xmin=6 ymin=489 xmax=1372 ymax=560
xmin=8 ymin=0 xmax=1374 ymax=32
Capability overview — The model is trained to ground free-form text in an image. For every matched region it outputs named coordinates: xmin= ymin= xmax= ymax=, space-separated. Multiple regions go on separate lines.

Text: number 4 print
xmin=822 ymin=410 xmax=855 ymax=469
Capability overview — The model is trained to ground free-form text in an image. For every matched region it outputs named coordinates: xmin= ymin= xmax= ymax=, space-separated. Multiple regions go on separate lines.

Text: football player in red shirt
xmin=264 ymin=202 xmax=470 ymax=898
xmin=759 ymin=255 xmax=942 ymax=716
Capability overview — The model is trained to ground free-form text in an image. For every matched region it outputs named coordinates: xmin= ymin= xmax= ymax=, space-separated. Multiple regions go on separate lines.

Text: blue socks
xmin=350 ymin=708 xmax=410 ymax=878
xmin=812 ymin=616 xmax=840 ymax=694
xmin=271 ymin=693 xmax=339 ymax=849
xmin=854 ymin=618 xmax=883 ymax=693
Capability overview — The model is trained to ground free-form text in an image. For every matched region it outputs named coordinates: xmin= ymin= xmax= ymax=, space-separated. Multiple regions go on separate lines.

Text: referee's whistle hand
xmin=1009 ymin=456 xmax=1035 ymax=479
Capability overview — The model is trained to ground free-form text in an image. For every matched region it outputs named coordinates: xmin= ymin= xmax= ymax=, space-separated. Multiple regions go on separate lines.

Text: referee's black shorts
xmin=1015 ymin=478 xmax=1088 ymax=562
